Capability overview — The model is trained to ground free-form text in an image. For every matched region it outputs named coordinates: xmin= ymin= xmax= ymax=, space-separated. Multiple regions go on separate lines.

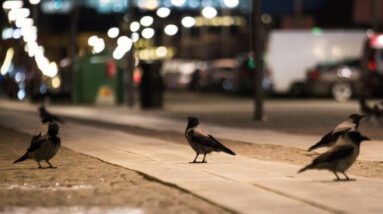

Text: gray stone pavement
xmin=1 ymin=107 xmax=383 ymax=213
xmin=0 ymin=99 xmax=382 ymax=162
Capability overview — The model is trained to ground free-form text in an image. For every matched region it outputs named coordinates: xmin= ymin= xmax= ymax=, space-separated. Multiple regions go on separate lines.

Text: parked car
xmin=160 ymin=59 xmax=209 ymax=90
xmin=305 ymin=58 xmax=361 ymax=101
xmin=360 ymin=34 xmax=383 ymax=97
xmin=233 ymin=53 xmax=273 ymax=95
xmin=204 ymin=55 xmax=273 ymax=94
xmin=207 ymin=59 xmax=237 ymax=91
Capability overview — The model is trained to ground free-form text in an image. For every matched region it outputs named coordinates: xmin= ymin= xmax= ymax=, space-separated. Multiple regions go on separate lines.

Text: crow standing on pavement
xmin=307 ymin=114 xmax=365 ymax=152
xmin=359 ymin=98 xmax=383 ymax=122
xmin=31 ymin=117 xmax=56 ymax=143
xmin=185 ymin=116 xmax=235 ymax=163
xmin=13 ymin=122 xmax=61 ymax=168
xmin=299 ymin=131 xmax=369 ymax=180
xmin=39 ymin=105 xmax=64 ymax=124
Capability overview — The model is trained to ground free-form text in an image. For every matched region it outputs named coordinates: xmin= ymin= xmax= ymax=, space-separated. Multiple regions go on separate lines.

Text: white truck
xmin=266 ymin=30 xmax=367 ymax=95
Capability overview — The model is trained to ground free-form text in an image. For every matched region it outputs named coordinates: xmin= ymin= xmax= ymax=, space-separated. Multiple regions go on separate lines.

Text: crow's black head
xmin=187 ymin=116 xmax=199 ymax=128
xmin=41 ymin=117 xmax=53 ymax=124
xmin=348 ymin=131 xmax=370 ymax=145
xmin=47 ymin=122 xmax=59 ymax=136
xmin=349 ymin=114 xmax=365 ymax=124
xmin=38 ymin=105 xmax=46 ymax=113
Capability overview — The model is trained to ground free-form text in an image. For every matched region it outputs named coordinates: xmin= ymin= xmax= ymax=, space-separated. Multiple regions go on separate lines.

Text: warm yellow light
xmin=156 ymin=46 xmax=167 ymax=58
xmin=51 ymin=76 xmax=61 ymax=88
xmin=145 ymin=0 xmax=158 ymax=10
xmin=1 ymin=48 xmax=14 ymax=75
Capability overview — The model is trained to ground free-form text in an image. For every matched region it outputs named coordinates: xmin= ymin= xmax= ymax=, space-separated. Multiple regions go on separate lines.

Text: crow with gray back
xmin=299 ymin=131 xmax=369 ymax=181
xmin=308 ymin=114 xmax=364 ymax=152
xmin=13 ymin=122 xmax=61 ymax=168
xmin=185 ymin=116 xmax=235 ymax=163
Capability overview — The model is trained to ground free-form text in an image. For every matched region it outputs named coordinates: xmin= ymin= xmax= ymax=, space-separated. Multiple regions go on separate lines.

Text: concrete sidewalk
xmin=0 ymin=100 xmax=382 ymax=162
xmin=1 ymin=110 xmax=383 ymax=213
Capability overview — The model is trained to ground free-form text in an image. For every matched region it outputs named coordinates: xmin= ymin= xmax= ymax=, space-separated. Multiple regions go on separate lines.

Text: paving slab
xmin=1 ymin=110 xmax=383 ymax=213
xmin=0 ymin=101 xmax=382 ymax=162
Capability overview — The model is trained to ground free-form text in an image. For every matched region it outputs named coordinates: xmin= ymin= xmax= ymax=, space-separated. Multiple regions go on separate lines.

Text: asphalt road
xmin=131 ymin=92 xmax=383 ymax=140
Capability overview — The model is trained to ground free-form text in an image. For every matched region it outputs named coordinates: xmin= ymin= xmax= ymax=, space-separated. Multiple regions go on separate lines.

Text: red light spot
xmin=309 ymin=70 xmax=320 ymax=80
xmin=105 ymin=60 xmax=117 ymax=78
xmin=368 ymin=61 xmax=377 ymax=71
xmin=133 ymin=70 xmax=141 ymax=85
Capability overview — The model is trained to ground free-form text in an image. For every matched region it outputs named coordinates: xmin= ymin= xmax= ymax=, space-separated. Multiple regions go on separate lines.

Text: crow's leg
xmin=333 ymin=172 xmax=340 ymax=181
xmin=202 ymin=153 xmax=207 ymax=163
xmin=46 ymin=160 xmax=56 ymax=168
xmin=190 ymin=153 xmax=199 ymax=163
xmin=37 ymin=161 xmax=43 ymax=169
xmin=341 ymin=171 xmax=350 ymax=180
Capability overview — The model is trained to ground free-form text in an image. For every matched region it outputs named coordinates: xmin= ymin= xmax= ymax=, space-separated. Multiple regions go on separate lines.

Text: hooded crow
xmin=299 ymin=131 xmax=369 ymax=180
xmin=185 ymin=116 xmax=235 ymax=163
xmin=359 ymin=98 xmax=374 ymax=116
xmin=39 ymin=105 xmax=64 ymax=124
xmin=13 ymin=122 xmax=61 ymax=168
xmin=308 ymin=114 xmax=364 ymax=152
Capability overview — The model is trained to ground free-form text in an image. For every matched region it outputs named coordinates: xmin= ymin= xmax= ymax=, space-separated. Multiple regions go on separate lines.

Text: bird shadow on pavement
xmin=2 ymin=167 xmax=57 ymax=171
xmin=188 ymin=162 xmax=208 ymax=164
xmin=314 ymin=179 xmax=357 ymax=183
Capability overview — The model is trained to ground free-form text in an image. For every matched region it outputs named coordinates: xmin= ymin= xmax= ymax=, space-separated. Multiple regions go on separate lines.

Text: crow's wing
xmin=308 ymin=128 xmax=350 ymax=151
xmin=333 ymin=120 xmax=355 ymax=133
xmin=190 ymin=129 xmax=235 ymax=155
xmin=27 ymin=136 xmax=48 ymax=153
xmin=312 ymin=144 xmax=354 ymax=166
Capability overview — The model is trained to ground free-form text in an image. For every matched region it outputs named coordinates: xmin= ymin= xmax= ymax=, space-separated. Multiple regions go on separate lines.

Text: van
xmin=266 ymin=30 xmax=366 ymax=95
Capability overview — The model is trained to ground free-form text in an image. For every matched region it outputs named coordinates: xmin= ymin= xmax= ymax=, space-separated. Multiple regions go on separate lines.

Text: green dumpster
xmin=73 ymin=53 xmax=123 ymax=105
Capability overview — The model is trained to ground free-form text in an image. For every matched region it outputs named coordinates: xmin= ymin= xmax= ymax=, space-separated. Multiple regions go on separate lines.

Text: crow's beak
xmin=362 ymin=136 xmax=370 ymax=141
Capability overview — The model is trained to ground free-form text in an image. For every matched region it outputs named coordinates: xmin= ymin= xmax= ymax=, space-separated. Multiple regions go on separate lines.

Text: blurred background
xmin=0 ymin=0 xmax=382 ymax=108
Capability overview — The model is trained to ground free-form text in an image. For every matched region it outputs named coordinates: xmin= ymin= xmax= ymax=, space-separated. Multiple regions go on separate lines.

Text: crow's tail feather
xmin=208 ymin=134 xmax=236 ymax=155
xmin=13 ymin=153 xmax=29 ymax=164
xmin=221 ymin=145 xmax=236 ymax=155
xmin=298 ymin=164 xmax=313 ymax=173
xmin=308 ymin=143 xmax=321 ymax=152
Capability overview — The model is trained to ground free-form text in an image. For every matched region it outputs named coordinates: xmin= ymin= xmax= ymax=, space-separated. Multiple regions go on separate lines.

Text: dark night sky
xmin=262 ymin=0 xmax=327 ymax=15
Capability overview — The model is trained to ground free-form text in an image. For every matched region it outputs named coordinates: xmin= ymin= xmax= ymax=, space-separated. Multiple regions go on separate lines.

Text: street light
xmin=164 ymin=24 xmax=178 ymax=36
xmin=8 ymin=8 xmax=31 ymax=21
xmin=130 ymin=21 xmax=140 ymax=32
xmin=181 ymin=16 xmax=195 ymax=28
xmin=171 ymin=0 xmax=186 ymax=7
xmin=223 ymin=0 xmax=239 ymax=8
xmin=142 ymin=28 xmax=155 ymax=39
xmin=15 ymin=18 xmax=34 ymax=28
xmin=2 ymin=0 xmax=23 ymax=10
xmin=132 ymin=32 xmax=139 ymax=42
xmin=29 ymin=0 xmax=41 ymax=5
xmin=156 ymin=7 xmax=170 ymax=18
xmin=88 ymin=35 xmax=99 ymax=46
xmin=117 ymin=36 xmax=132 ymax=48
xmin=107 ymin=27 xmax=119 ymax=38
xmin=140 ymin=16 xmax=154 ymax=27
xmin=202 ymin=7 xmax=217 ymax=19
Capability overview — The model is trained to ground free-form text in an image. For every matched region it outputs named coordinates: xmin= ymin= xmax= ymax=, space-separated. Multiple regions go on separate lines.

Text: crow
xmin=13 ymin=122 xmax=61 ymax=168
xmin=39 ymin=105 xmax=64 ymax=124
xmin=185 ymin=116 xmax=235 ymax=163
xmin=359 ymin=98 xmax=383 ymax=122
xmin=299 ymin=131 xmax=369 ymax=181
xmin=359 ymin=98 xmax=374 ymax=116
xmin=308 ymin=114 xmax=364 ymax=152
